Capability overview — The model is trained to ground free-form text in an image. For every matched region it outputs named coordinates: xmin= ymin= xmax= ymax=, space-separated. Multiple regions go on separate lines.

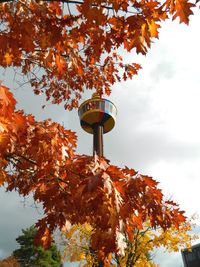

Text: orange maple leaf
xmin=4 ymin=52 xmax=13 ymax=65
xmin=0 ymin=170 xmax=6 ymax=186
xmin=0 ymin=85 xmax=16 ymax=116
xmin=148 ymin=19 xmax=160 ymax=38
xmin=34 ymin=227 xmax=52 ymax=249
xmin=173 ymin=0 xmax=195 ymax=24
xmin=55 ymin=54 xmax=66 ymax=74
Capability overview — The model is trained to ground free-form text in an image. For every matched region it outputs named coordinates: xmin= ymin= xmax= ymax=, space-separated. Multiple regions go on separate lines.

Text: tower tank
xmin=78 ymin=93 xmax=117 ymax=134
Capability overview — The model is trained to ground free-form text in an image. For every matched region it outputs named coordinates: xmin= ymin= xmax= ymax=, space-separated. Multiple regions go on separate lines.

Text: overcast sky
xmin=0 ymin=8 xmax=200 ymax=267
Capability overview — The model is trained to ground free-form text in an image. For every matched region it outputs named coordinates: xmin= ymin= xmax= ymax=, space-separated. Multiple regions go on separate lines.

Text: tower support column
xmin=93 ymin=124 xmax=103 ymax=157
xmin=78 ymin=93 xmax=117 ymax=158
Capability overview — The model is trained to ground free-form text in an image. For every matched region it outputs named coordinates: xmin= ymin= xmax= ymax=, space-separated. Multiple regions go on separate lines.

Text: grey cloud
xmin=0 ymin=188 xmax=42 ymax=258
xmin=1 ymin=68 xmax=71 ymax=123
xmin=101 ymin=83 xmax=200 ymax=171
xmin=104 ymin=126 xmax=200 ymax=172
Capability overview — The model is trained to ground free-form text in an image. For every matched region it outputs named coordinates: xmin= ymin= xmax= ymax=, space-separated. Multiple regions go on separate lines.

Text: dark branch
xmin=0 ymin=0 xmax=138 ymax=14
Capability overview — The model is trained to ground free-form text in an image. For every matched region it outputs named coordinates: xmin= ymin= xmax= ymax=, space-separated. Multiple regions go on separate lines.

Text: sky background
xmin=0 ymin=7 xmax=200 ymax=267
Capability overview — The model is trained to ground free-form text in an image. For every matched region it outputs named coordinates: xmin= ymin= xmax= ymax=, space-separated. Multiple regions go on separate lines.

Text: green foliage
xmin=13 ymin=226 xmax=63 ymax=267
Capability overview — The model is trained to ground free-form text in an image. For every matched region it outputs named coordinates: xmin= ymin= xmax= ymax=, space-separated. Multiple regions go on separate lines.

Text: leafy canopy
xmin=0 ymin=84 xmax=187 ymax=263
xmin=0 ymin=0 xmax=198 ymax=264
xmin=62 ymin=219 xmax=198 ymax=267
xmin=0 ymin=0 xmax=197 ymax=109
xmin=0 ymin=256 xmax=20 ymax=267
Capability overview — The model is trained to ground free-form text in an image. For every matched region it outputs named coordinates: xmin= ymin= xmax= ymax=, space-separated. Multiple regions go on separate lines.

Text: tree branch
xmin=0 ymin=0 xmax=139 ymax=14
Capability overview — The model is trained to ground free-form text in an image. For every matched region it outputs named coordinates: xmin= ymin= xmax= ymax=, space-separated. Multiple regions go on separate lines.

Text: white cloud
xmin=0 ymin=188 xmax=42 ymax=258
xmin=154 ymin=249 xmax=184 ymax=267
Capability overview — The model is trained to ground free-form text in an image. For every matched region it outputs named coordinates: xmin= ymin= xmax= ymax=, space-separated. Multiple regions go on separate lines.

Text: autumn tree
xmin=0 ymin=0 xmax=198 ymax=109
xmin=0 ymin=0 xmax=199 ymax=265
xmin=0 ymin=85 xmax=189 ymax=262
xmin=62 ymin=219 xmax=198 ymax=267
xmin=13 ymin=226 xmax=63 ymax=267
xmin=62 ymin=219 xmax=197 ymax=266
xmin=0 ymin=256 xmax=20 ymax=267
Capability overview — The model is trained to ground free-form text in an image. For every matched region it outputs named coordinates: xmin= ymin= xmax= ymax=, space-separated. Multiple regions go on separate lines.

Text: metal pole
xmin=93 ymin=124 xmax=103 ymax=157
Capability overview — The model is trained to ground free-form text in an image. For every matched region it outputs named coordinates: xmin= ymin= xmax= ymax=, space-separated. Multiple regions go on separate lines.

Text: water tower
xmin=78 ymin=93 xmax=117 ymax=157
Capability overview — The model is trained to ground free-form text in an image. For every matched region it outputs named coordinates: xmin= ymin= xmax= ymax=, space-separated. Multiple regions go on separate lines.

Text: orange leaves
xmin=147 ymin=19 xmax=160 ymax=38
xmin=0 ymin=84 xmax=77 ymax=190
xmin=48 ymin=2 xmax=62 ymax=16
xmin=0 ymin=85 xmax=187 ymax=260
xmin=0 ymin=0 xmax=197 ymax=108
xmin=9 ymin=153 xmax=186 ymax=256
xmin=80 ymin=5 xmax=107 ymax=25
xmin=0 ymin=0 xmax=196 ymax=260
xmin=4 ymin=52 xmax=13 ymax=65
xmin=163 ymin=0 xmax=195 ymax=24
xmin=0 ymin=170 xmax=6 ymax=186
xmin=124 ymin=14 xmax=160 ymax=54
xmin=173 ymin=0 xmax=195 ymax=24
xmin=34 ymin=225 xmax=52 ymax=249
xmin=0 ymin=85 xmax=16 ymax=116
xmin=55 ymin=54 xmax=67 ymax=76
xmin=0 ymin=99 xmax=184 ymax=256
xmin=0 ymin=256 xmax=20 ymax=267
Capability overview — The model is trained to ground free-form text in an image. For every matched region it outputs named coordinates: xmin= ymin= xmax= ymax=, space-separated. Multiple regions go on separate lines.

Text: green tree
xmin=13 ymin=226 xmax=63 ymax=267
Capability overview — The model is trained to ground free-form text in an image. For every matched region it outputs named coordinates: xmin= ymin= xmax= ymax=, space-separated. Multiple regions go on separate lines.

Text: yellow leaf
xmin=148 ymin=20 xmax=160 ymax=38
xmin=4 ymin=52 xmax=13 ymax=65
